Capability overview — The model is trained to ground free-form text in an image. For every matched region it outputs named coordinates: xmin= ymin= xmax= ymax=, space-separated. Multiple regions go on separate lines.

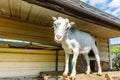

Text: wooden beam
xmin=0 ymin=48 xmax=55 ymax=54
xmin=0 ymin=48 xmax=64 ymax=55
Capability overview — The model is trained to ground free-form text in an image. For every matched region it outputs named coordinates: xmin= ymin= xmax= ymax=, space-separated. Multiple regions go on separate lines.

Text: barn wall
xmin=76 ymin=37 xmax=110 ymax=73
xmin=0 ymin=48 xmax=64 ymax=77
xmin=0 ymin=18 xmax=55 ymax=45
xmin=97 ymin=37 xmax=109 ymax=62
xmin=96 ymin=37 xmax=110 ymax=71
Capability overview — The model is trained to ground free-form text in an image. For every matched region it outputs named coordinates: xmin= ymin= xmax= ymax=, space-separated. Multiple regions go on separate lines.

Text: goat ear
xmin=70 ymin=22 xmax=75 ymax=26
xmin=65 ymin=18 xmax=69 ymax=22
xmin=52 ymin=16 xmax=57 ymax=21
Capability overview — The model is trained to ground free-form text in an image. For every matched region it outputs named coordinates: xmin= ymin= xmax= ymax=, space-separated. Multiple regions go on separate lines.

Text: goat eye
xmin=66 ymin=22 xmax=68 ymax=26
xmin=54 ymin=24 xmax=57 ymax=28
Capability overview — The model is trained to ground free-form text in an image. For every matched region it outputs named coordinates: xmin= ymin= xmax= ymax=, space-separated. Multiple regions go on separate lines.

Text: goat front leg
xmin=63 ymin=53 xmax=69 ymax=77
xmin=70 ymin=48 xmax=79 ymax=80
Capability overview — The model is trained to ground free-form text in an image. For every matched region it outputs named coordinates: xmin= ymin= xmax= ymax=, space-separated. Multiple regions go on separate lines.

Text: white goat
xmin=52 ymin=16 xmax=102 ymax=79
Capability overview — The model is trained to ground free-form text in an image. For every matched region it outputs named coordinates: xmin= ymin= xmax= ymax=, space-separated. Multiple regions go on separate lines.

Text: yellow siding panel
xmin=0 ymin=62 xmax=64 ymax=68
xmin=0 ymin=53 xmax=64 ymax=62
xmin=0 ymin=48 xmax=56 ymax=54
xmin=0 ymin=62 xmax=55 ymax=77
xmin=0 ymin=53 xmax=55 ymax=62
xmin=0 ymin=65 xmax=63 ymax=77
xmin=0 ymin=48 xmax=65 ymax=77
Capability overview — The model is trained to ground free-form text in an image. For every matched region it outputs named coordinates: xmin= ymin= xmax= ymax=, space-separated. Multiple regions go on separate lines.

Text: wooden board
xmin=0 ymin=48 xmax=65 ymax=77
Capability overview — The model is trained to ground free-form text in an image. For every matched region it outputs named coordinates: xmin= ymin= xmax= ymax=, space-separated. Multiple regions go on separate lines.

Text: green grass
xmin=111 ymin=45 xmax=120 ymax=53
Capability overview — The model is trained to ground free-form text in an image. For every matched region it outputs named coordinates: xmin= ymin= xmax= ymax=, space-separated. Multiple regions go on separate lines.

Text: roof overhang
xmin=0 ymin=0 xmax=120 ymax=46
xmin=24 ymin=0 xmax=120 ymax=31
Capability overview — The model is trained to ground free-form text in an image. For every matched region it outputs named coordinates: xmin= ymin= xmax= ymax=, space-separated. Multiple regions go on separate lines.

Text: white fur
xmin=52 ymin=16 xmax=102 ymax=79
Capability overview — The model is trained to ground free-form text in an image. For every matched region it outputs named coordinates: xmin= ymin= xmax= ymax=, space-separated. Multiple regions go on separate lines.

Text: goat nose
xmin=56 ymin=35 xmax=62 ymax=39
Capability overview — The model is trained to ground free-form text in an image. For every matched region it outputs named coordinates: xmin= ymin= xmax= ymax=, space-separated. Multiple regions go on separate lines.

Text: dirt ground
xmin=41 ymin=71 xmax=120 ymax=80
xmin=75 ymin=71 xmax=120 ymax=80
xmin=0 ymin=76 xmax=39 ymax=80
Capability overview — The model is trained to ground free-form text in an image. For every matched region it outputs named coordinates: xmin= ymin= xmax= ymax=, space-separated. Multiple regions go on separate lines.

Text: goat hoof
xmin=97 ymin=70 xmax=102 ymax=76
xmin=63 ymin=74 xmax=68 ymax=78
xmin=97 ymin=73 xmax=102 ymax=76
xmin=63 ymin=71 xmax=69 ymax=78
xmin=85 ymin=71 xmax=90 ymax=74
xmin=70 ymin=74 xmax=75 ymax=80
xmin=69 ymin=76 xmax=75 ymax=80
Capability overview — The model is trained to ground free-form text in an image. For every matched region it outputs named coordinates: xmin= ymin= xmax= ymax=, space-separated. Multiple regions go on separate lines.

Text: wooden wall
xmin=0 ymin=38 xmax=110 ymax=77
xmin=0 ymin=17 xmax=65 ymax=77
xmin=0 ymin=17 xmax=111 ymax=77
xmin=76 ymin=38 xmax=110 ymax=72
xmin=0 ymin=48 xmax=64 ymax=77
xmin=0 ymin=18 xmax=55 ymax=45
xmin=97 ymin=37 xmax=109 ymax=62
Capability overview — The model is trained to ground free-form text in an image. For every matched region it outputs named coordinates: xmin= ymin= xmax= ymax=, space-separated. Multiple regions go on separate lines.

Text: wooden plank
xmin=0 ymin=67 xmax=64 ymax=77
xmin=0 ymin=18 xmax=53 ymax=34
xmin=0 ymin=44 xmax=9 ymax=48
xmin=100 ymin=57 xmax=109 ymax=62
xmin=58 ymin=50 xmax=64 ymax=55
xmin=99 ymin=43 xmax=108 ymax=47
xmin=0 ymin=67 xmax=55 ymax=77
xmin=0 ymin=62 xmax=64 ymax=68
xmin=9 ymin=0 xmax=20 ymax=17
xmin=0 ymin=17 xmax=56 ymax=44
xmin=0 ymin=48 xmax=63 ymax=62
xmin=0 ymin=18 xmax=52 ymax=33
xmin=0 ymin=0 xmax=10 ymax=16
xmin=97 ymin=38 xmax=108 ymax=42
xmin=79 ymin=22 xmax=120 ymax=38
xmin=0 ymin=62 xmax=64 ymax=77
xmin=35 ymin=6 xmax=57 ymax=26
xmin=0 ymin=48 xmax=56 ymax=54
xmin=28 ymin=5 xmax=40 ymax=22
xmin=34 ymin=6 xmax=49 ymax=24
xmin=99 ymin=48 xmax=109 ymax=52
xmin=0 ymin=54 xmax=55 ymax=62
xmin=20 ymin=0 xmax=31 ymax=20
xmin=0 ymin=32 xmax=55 ymax=44
xmin=0 ymin=26 xmax=53 ymax=39
xmin=0 ymin=51 xmax=65 ymax=62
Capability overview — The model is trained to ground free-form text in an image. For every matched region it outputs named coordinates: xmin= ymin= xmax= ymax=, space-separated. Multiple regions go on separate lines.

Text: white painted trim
xmin=108 ymin=39 xmax=113 ymax=69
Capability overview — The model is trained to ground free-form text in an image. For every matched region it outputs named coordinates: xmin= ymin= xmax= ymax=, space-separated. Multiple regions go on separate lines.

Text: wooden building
xmin=0 ymin=0 xmax=120 ymax=77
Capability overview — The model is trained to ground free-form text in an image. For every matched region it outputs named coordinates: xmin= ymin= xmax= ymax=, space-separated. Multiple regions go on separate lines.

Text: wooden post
xmin=109 ymin=39 xmax=113 ymax=69
xmin=56 ymin=49 xmax=58 ymax=71
xmin=69 ymin=54 xmax=73 ymax=72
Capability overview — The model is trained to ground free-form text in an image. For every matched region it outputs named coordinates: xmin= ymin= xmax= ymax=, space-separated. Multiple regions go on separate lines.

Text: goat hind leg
xmin=92 ymin=45 xmax=102 ymax=75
